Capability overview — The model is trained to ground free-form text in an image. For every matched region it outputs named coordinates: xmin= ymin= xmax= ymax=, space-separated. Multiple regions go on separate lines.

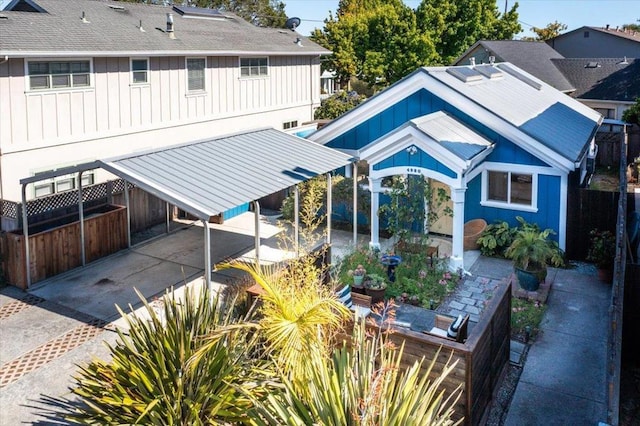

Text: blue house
xmin=309 ymin=63 xmax=602 ymax=271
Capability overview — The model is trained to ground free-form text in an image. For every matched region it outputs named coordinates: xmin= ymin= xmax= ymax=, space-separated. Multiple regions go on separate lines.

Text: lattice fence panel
xmin=1 ymin=200 xmax=19 ymax=219
xmin=26 ymin=191 xmax=79 ymax=216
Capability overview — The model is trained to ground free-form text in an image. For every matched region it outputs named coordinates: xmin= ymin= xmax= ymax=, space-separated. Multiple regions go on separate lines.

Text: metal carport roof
xmin=99 ymin=128 xmax=353 ymax=221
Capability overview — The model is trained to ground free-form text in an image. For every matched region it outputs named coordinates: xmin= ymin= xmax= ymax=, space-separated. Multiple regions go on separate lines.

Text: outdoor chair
xmin=424 ymin=313 xmax=469 ymax=343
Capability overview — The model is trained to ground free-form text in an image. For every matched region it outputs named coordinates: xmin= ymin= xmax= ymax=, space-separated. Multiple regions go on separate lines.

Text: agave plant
xmin=250 ymin=318 xmax=463 ymax=426
xmin=57 ymin=285 xmax=267 ymax=425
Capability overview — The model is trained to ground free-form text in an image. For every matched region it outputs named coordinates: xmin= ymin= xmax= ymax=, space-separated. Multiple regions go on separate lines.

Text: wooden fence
xmin=1 ymin=205 xmax=127 ymax=289
xmin=566 ymin=189 xmax=635 ymax=260
xmin=344 ymin=280 xmax=512 ymax=425
xmin=112 ymin=187 xmax=166 ymax=234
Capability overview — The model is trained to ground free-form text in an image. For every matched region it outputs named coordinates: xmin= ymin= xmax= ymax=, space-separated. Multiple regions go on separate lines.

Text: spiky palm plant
xmin=57 ymin=286 xmax=267 ymax=425
xmin=215 ymin=260 xmax=351 ymax=383
xmin=251 ymin=319 xmax=463 ymax=426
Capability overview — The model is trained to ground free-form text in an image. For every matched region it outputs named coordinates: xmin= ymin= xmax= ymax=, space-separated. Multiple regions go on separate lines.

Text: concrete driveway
xmin=0 ymin=212 xmax=285 ymax=425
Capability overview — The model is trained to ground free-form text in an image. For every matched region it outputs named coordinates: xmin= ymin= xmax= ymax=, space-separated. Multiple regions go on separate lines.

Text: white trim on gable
xmin=309 ymin=67 xmax=584 ymax=173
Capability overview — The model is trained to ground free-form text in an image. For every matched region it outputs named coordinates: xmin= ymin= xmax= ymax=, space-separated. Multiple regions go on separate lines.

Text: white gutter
xmin=0 ymin=50 xmax=330 ymax=58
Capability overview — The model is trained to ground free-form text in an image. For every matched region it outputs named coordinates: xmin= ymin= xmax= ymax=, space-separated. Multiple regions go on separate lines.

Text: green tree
xmin=312 ymin=0 xmax=437 ymax=88
xmin=622 ymin=23 xmax=640 ymax=32
xmin=415 ymin=0 xmax=521 ymax=64
xmin=521 ymin=20 xmax=567 ymax=41
xmin=313 ymin=91 xmax=367 ymax=120
xmin=622 ymin=97 xmax=640 ymax=125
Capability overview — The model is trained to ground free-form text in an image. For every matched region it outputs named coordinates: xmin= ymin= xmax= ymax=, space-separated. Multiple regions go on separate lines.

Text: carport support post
xmin=21 ymin=183 xmax=31 ymax=288
xmin=326 ymin=173 xmax=332 ymax=246
xmin=78 ymin=171 xmax=86 ymax=266
xmin=451 ymin=188 xmax=466 ymax=271
xmin=124 ymin=180 xmax=131 ymax=248
xmin=294 ymin=185 xmax=300 ymax=256
xmin=202 ymin=219 xmax=213 ymax=302
xmin=165 ymin=202 xmax=170 ymax=234
xmin=352 ymin=162 xmax=358 ymax=246
xmin=253 ymin=201 xmax=261 ymax=264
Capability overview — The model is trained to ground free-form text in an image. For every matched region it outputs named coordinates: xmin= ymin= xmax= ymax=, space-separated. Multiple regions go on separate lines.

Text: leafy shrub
xmin=476 ymin=220 xmax=517 ymax=257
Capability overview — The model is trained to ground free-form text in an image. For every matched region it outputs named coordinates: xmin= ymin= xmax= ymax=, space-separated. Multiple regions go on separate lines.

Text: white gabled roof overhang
xmin=309 ymin=69 xmax=577 ymax=173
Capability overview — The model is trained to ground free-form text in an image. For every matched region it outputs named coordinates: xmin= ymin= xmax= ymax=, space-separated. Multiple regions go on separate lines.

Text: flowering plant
xmin=587 ymin=229 xmax=616 ymax=269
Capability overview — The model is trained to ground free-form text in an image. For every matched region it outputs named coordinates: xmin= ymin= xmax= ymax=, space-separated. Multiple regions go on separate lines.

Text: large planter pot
xmin=365 ymin=287 xmax=386 ymax=304
xmin=515 ymin=267 xmax=546 ymax=291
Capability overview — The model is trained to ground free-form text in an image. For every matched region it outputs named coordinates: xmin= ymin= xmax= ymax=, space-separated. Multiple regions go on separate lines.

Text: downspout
xmin=21 ymin=183 xmax=31 ymax=288
xmin=253 ymin=200 xmax=261 ymax=265
xmin=0 ymin=55 xmax=8 ymax=66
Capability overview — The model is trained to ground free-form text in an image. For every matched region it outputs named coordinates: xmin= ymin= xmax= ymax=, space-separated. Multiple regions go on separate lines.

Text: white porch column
xmin=369 ymin=177 xmax=383 ymax=250
xmin=450 ymin=187 xmax=466 ymax=272
xmin=352 ymin=162 xmax=358 ymax=246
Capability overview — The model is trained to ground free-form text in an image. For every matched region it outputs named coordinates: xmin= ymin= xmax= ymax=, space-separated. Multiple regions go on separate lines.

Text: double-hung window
xmin=484 ymin=170 xmax=535 ymax=209
xmin=186 ymin=57 xmax=206 ymax=92
xmin=131 ymin=58 xmax=149 ymax=84
xmin=28 ymin=60 xmax=91 ymax=90
xmin=240 ymin=57 xmax=268 ymax=77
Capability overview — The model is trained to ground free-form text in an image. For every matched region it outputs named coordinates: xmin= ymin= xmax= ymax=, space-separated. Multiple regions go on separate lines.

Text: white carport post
xmin=368 ymin=177 xmax=382 ymax=250
xmin=326 ymin=174 xmax=332 ymax=246
xmin=202 ymin=219 xmax=213 ymax=302
xmin=450 ymin=187 xmax=466 ymax=271
xmin=20 ymin=184 xmax=31 ymax=288
xmin=352 ymin=162 xmax=358 ymax=246
xmin=124 ymin=180 xmax=131 ymax=248
xmin=78 ymin=171 xmax=86 ymax=266
xmin=294 ymin=185 xmax=300 ymax=256
xmin=253 ymin=201 xmax=261 ymax=265
xmin=165 ymin=202 xmax=171 ymax=234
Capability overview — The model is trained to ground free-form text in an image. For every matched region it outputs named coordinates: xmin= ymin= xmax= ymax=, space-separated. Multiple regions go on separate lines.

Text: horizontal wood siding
xmin=1 ymin=206 xmax=127 ymax=289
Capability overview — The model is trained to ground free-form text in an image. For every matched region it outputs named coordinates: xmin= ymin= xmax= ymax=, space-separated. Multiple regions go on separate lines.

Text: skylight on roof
xmin=172 ymin=5 xmax=228 ymax=20
xmin=475 ymin=65 xmax=503 ymax=79
xmin=585 ymin=61 xmax=601 ymax=68
xmin=446 ymin=67 xmax=484 ymax=83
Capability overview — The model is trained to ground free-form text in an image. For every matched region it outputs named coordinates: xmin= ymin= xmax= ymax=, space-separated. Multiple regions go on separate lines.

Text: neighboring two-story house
xmin=547 ymin=25 xmax=640 ymax=58
xmin=0 ymin=0 xmax=328 ymax=214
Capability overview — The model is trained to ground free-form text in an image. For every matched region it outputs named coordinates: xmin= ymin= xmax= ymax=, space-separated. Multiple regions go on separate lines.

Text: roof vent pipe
xmin=166 ymin=13 xmax=175 ymax=39
xmin=606 ymin=24 xmax=610 ymax=30
xmin=138 ymin=19 xmax=145 ymax=32
xmin=469 ymin=57 xmax=476 ymax=67
xmin=81 ymin=11 xmax=89 ymax=23
xmin=489 ymin=55 xmax=495 ymax=65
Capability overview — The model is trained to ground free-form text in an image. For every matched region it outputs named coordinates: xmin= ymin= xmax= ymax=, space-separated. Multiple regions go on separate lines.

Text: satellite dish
xmin=285 ymin=17 xmax=301 ymax=31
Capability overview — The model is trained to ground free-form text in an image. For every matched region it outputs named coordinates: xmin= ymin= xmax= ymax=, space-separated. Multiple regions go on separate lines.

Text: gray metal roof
xmin=411 ymin=112 xmax=493 ymax=161
xmin=427 ymin=63 xmax=601 ymax=162
xmin=99 ymin=128 xmax=352 ymax=221
xmin=454 ymin=40 xmax=575 ymax=92
xmin=0 ymin=0 xmax=329 ymax=56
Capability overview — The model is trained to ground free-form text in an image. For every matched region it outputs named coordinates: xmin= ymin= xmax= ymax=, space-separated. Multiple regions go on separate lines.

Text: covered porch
xmin=343 ymin=111 xmax=494 ymax=271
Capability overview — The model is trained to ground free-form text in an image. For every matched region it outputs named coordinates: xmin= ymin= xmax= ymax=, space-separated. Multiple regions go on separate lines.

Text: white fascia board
xmin=0 ymin=50 xmax=329 ymax=58
xmin=362 ymin=125 xmax=469 ymax=173
xmin=369 ymin=166 xmax=461 ymax=188
xmin=577 ymin=98 xmax=636 ymax=105
xmin=310 ymin=70 xmax=576 ymax=172
xmin=100 ymin=161 xmax=214 ymax=221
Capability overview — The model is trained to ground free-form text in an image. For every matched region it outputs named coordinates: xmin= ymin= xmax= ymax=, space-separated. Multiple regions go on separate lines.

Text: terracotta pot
xmin=597 ymin=268 xmax=613 ymax=284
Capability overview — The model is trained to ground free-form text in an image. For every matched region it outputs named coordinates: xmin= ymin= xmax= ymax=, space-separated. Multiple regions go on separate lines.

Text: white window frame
xmin=283 ymin=120 xmax=299 ymax=130
xmin=131 ymin=58 xmax=149 ymax=84
xmin=186 ymin=57 xmax=206 ymax=93
xmin=239 ymin=56 xmax=269 ymax=78
xmin=25 ymin=58 xmax=93 ymax=91
xmin=480 ymin=165 xmax=538 ymax=212
xmin=32 ymin=170 xmax=96 ymax=198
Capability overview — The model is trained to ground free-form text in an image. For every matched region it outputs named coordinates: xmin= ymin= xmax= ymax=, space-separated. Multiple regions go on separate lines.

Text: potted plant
xmin=348 ymin=264 xmax=367 ymax=293
xmin=505 ymin=226 xmax=564 ymax=291
xmin=587 ymin=229 xmax=616 ymax=283
xmin=364 ymin=273 xmax=387 ymax=304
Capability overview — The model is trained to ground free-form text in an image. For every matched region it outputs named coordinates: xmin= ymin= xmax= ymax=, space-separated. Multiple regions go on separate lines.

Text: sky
xmin=284 ymin=0 xmax=640 ymax=38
